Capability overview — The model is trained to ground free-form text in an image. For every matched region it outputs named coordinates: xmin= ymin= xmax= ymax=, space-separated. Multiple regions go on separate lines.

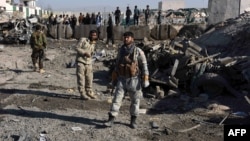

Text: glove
xmin=142 ymin=75 xmax=150 ymax=88
xmin=111 ymin=71 xmax=118 ymax=87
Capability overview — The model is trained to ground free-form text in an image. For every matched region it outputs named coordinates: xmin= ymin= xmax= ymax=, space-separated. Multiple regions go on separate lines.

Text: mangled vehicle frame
xmin=0 ymin=11 xmax=45 ymax=44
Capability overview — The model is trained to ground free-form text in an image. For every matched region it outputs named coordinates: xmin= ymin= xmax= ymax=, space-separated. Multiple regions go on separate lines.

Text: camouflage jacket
xmin=75 ymin=37 xmax=96 ymax=65
xmin=30 ymin=31 xmax=47 ymax=50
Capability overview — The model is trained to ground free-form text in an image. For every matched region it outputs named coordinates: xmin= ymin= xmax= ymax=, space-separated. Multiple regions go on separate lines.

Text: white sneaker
xmin=33 ymin=63 xmax=39 ymax=72
xmin=39 ymin=69 xmax=45 ymax=73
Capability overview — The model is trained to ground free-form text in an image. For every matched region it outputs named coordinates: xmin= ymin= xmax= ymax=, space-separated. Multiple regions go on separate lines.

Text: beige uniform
xmin=75 ymin=38 xmax=95 ymax=96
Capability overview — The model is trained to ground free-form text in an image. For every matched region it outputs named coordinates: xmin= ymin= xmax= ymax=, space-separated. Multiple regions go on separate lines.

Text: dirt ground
xmin=0 ymin=38 xmax=249 ymax=141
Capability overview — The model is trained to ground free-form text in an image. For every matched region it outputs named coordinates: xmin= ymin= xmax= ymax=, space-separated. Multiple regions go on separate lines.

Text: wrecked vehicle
xmin=0 ymin=11 xmax=45 ymax=44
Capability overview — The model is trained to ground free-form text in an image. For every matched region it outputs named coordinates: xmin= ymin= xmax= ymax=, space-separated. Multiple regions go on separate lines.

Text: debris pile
xmin=0 ymin=11 xmax=45 ymax=44
xmin=140 ymin=11 xmax=250 ymax=99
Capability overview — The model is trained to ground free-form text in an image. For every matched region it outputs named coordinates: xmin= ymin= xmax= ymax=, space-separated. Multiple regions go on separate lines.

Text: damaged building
xmin=0 ymin=0 xmax=49 ymax=44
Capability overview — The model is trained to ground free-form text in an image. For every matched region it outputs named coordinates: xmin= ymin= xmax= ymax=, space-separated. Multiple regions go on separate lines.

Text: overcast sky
xmin=36 ymin=0 xmax=209 ymax=12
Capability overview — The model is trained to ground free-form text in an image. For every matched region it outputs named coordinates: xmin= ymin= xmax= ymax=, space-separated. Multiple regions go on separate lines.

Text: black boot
xmin=103 ymin=113 xmax=115 ymax=127
xmin=130 ymin=116 xmax=137 ymax=129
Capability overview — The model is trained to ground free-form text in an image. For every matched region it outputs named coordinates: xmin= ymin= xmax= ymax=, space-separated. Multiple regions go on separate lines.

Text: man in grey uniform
xmin=104 ymin=31 xmax=150 ymax=129
xmin=75 ymin=30 xmax=98 ymax=100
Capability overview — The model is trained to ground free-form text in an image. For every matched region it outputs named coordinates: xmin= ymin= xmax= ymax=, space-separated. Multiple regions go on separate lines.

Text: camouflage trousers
xmin=31 ymin=49 xmax=45 ymax=69
xmin=76 ymin=62 xmax=93 ymax=96
xmin=109 ymin=76 xmax=143 ymax=117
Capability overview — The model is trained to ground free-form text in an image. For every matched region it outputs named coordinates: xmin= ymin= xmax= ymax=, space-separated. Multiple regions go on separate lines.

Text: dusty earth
xmin=0 ymin=37 xmax=249 ymax=141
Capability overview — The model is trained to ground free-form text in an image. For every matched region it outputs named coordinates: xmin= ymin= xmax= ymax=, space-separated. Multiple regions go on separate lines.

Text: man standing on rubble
xmin=75 ymin=30 xmax=98 ymax=100
xmin=106 ymin=13 xmax=115 ymax=47
xmin=96 ymin=12 xmax=102 ymax=39
xmin=144 ymin=5 xmax=150 ymax=25
xmin=104 ymin=31 xmax=150 ymax=129
xmin=30 ymin=24 xmax=47 ymax=73
xmin=114 ymin=7 xmax=121 ymax=26
xmin=133 ymin=5 xmax=140 ymax=25
xmin=56 ymin=14 xmax=63 ymax=40
xmin=47 ymin=13 xmax=54 ymax=35
xmin=70 ymin=14 xmax=77 ymax=38
xmin=125 ymin=6 xmax=132 ymax=26
xmin=157 ymin=10 xmax=162 ymax=25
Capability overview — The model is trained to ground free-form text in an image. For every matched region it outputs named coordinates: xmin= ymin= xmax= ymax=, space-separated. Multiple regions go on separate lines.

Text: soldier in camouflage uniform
xmin=75 ymin=30 xmax=98 ymax=100
xmin=104 ymin=31 xmax=150 ymax=129
xmin=30 ymin=24 xmax=47 ymax=73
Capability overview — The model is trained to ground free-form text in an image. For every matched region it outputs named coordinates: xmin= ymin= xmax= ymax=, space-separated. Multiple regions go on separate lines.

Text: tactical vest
xmin=117 ymin=46 xmax=139 ymax=78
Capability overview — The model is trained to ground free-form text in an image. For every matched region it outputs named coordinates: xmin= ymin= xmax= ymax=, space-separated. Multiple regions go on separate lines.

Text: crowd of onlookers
xmin=46 ymin=4 xmax=153 ymax=28
xmin=45 ymin=5 xmax=154 ymax=41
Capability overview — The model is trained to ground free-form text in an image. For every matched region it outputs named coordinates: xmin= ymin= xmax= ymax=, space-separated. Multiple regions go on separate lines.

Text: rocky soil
xmin=0 ymin=36 xmax=249 ymax=141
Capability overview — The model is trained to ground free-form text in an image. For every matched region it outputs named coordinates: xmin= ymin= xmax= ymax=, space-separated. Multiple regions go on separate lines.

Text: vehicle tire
xmin=191 ymin=73 xmax=228 ymax=97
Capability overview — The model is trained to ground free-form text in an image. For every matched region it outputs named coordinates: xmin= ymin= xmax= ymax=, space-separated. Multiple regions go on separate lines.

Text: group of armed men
xmin=73 ymin=6 xmax=152 ymax=128
xmin=30 ymin=17 xmax=150 ymax=129
xmin=74 ymin=26 xmax=151 ymax=129
xmin=75 ymin=28 xmax=150 ymax=129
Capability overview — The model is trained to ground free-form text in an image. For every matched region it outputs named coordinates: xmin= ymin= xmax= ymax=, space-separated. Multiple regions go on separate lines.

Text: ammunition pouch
xmin=118 ymin=64 xmax=125 ymax=76
xmin=130 ymin=61 xmax=138 ymax=77
xmin=111 ymin=71 xmax=118 ymax=86
xmin=118 ymin=61 xmax=138 ymax=78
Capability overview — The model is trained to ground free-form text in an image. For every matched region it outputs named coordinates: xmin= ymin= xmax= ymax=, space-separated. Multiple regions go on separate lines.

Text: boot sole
xmin=103 ymin=123 xmax=113 ymax=127
xmin=87 ymin=95 xmax=97 ymax=99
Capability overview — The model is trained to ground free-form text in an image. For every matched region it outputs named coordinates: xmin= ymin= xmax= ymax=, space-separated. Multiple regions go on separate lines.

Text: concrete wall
xmin=240 ymin=0 xmax=250 ymax=13
xmin=160 ymin=0 xmax=185 ymax=11
xmin=0 ymin=0 xmax=6 ymax=7
xmin=74 ymin=25 xmax=151 ymax=40
xmin=73 ymin=24 xmax=182 ymax=41
xmin=208 ymin=0 xmax=250 ymax=25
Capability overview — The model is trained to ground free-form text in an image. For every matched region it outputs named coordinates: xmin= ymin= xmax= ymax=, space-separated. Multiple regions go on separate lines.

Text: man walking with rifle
xmin=104 ymin=31 xmax=150 ymax=129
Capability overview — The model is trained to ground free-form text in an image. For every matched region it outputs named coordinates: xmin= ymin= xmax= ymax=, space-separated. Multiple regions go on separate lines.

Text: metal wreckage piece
xmin=0 ymin=12 xmax=45 ymax=44
xmin=137 ymin=39 xmax=249 ymax=98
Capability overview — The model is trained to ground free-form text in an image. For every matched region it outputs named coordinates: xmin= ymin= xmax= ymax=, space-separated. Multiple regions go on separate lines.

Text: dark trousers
xmin=97 ymin=26 xmax=101 ymax=39
xmin=126 ymin=17 xmax=130 ymax=26
xmin=71 ymin=25 xmax=76 ymax=38
xmin=145 ymin=16 xmax=149 ymax=25
xmin=106 ymin=34 xmax=114 ymax=45
xmin=57 ymin=24 xmax=62 ymax=39
xmin=134 ymin=16 xmax=139 ymax=25
xmin=31 ymin=49 xmax=45 ymax=69
xmin=115 ymin=16 xmax=120 ymax=25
